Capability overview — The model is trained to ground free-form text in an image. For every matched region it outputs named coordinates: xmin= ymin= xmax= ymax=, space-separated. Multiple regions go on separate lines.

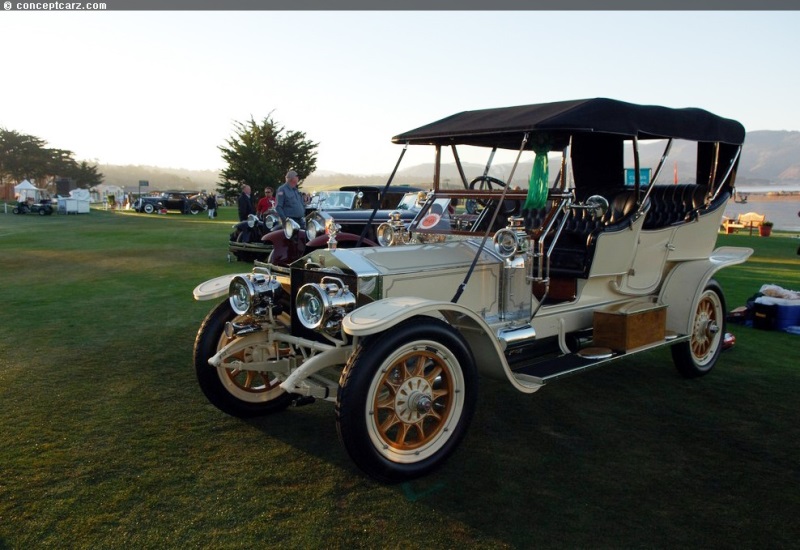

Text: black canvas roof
xmin=392 ymin=98 xmax=745 ymax=149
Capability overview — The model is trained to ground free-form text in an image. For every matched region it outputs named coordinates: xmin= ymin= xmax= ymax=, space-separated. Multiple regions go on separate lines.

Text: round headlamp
xmin=264 ymin=213 xmax=280 ymax=231
xmin=376 ymin=223 xmax=396 ymax=247
xmin=229 ymin=273 xmax=282 ymax=316
xmin=377 ymin=211 xmax=408 ymax=247
xmin=493 ymin=228 xmax=523 ymax=259
xmin=305 ymin=216 xmax=326 ymax=240
xmin=296 ymin=276 xmax=356 ymax=335
xmin=283 ymin=217 xmax=301 ymax=239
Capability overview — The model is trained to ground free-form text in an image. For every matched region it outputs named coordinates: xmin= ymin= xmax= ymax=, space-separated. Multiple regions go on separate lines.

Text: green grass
xmin=1 ymin=209 xmax=799 ymax=549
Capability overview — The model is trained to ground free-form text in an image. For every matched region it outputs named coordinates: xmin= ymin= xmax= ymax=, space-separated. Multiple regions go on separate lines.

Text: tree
xmin=0 ymin=128 xmax=49 ymax=184
xmin=64 ymin=160 xmax=104 ymax=188
xmin=0 ymin=128 xmax=102 ymax=188
xmin=217 ymin=115 xmax=318 ymax=204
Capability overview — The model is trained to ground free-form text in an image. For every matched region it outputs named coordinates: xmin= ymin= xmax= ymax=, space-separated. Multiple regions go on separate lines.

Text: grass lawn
xmin=1 ymin=207 xmax=799 ymax=549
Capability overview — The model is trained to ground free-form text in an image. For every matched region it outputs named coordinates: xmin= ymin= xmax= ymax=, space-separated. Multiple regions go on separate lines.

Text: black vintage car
xmin=307 ymin=185 xmax=424 ymax=214
xmin=133 ymin=191 xmax=206 ymax=215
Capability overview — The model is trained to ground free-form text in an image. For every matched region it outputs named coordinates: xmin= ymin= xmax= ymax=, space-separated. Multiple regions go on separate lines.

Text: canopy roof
xmin=14 ymin=179 xmax=37 ymax=191
xmin=392 ymin=98 xmax=746 ymax=150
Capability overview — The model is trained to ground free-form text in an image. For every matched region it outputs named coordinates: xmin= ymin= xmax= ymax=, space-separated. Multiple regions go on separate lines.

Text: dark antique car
xmin=133 ymin=191 xmax=206 ymax=214
xmin=193 ymin=98 xmax=752 ymax=482
xmin=306 ymin=185 xmax=424 ymax=214
xmin=229 ymin=191 xmax=428 ymax=263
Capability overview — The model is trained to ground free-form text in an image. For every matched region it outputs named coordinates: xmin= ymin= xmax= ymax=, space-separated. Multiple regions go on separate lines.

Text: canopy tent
xmin=14 ymin=180 xmax=45 ymax=202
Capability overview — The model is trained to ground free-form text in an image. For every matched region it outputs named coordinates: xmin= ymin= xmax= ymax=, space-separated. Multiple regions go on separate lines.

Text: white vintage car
xmin=192 ymin=98 xmax=752 ymax=482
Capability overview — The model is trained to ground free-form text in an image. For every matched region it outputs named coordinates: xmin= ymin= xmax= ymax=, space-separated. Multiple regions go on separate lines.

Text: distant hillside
xmin=99 ymin=164 xmax=220 ymax=192
xmin=98 ymin=131 xmax=800 ymax=192
xmin=737 ymin=130 xmax=800 ymax=183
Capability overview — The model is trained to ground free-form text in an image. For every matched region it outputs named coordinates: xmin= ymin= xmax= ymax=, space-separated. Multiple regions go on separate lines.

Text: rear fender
xmin=659 ymin=246 xmax=753 ymax=334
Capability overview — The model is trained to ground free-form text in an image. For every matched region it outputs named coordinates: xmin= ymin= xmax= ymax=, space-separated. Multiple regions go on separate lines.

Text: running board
xmin=511 ymin=334 xmax=690 ymax=385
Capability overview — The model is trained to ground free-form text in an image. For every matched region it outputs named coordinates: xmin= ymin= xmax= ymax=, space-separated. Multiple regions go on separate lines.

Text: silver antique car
xmin=192 ymin=98 xmax=752 ymax=482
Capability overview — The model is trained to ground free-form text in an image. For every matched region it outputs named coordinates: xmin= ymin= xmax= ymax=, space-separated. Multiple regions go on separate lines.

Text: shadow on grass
xmin=240 ymin=347 xmax=800 ymax=548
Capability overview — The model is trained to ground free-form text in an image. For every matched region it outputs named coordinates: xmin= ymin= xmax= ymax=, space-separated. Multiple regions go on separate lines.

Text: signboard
xmin=139 ymin=180 xmax=149 ymax=186
xmin=624 ymin=168 xmax=652 ymax=187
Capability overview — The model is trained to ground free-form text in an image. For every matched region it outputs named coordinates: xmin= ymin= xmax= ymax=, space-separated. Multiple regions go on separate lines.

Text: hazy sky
xmin=2 ymin=11 xmax=798 ymax=175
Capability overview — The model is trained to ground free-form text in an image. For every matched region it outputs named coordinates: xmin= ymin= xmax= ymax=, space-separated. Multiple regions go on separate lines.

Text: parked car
xmin=133 ymin=191 xmax=206 ymax=214
xmin=307 ymin=185 xmax=424 ymax=214
xmin=229 ymin=191 xmax=428 ymax=264
xmin=192 ymin=98 xmax=751 ymax=482
xmin=305 ymin=190 xmax=429 ymax=243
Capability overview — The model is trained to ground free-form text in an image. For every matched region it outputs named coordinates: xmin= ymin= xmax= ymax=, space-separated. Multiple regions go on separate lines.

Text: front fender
xmin=262 ymin=229 xmax=306 ymax=267
xmin=659 ymin=246 xmax=753 ymax=334
xmin=192 ymin=273 xmax=250 ymax=301
xmin=342 ymin=297 xmax=542 ymax=394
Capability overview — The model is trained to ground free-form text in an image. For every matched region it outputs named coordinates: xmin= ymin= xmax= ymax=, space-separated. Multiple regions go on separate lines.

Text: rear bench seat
xmin=642 ymin=184 xmax=729 ymax=229
xmin=519 ymin=183 xmax=731 ymax=282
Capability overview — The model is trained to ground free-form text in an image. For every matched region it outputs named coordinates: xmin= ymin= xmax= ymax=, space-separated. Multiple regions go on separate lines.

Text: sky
xmin=2 ymin=11 xmax=799 ymax=175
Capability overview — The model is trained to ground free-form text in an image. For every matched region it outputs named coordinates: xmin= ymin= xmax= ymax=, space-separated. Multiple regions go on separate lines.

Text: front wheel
xmin=193 ymin=300 xmax=292 ymax=417
xmin=671 ymin=280 xmax=726 ymax=378
xmin=336 ymin=318 xmax=477 ymax=482
xmin=143 ymin=203 xmax=155 ymax=214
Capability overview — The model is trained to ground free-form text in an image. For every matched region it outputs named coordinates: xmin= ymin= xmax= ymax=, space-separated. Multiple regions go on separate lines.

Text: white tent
xmin=14 ymin=179 xmax=42 ymax=202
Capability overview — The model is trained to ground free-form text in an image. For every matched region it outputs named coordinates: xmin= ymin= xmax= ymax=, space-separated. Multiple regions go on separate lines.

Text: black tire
xmin=38 ymin=208 xmax=46 ymax=216
xmin=193 ymin=300 xmax=292 ymax=417
xmin=12 ymin=207 xmax=19 ymax=214
xmin=671 ymin=279 xmax=726 ymax=378
xmin=190 ymin=204 xmax=202 ymax=215
xmin=336 ymin=317 xmax=477 ymax=482
xmin=143 ymin=203 xmax=155 ymax=214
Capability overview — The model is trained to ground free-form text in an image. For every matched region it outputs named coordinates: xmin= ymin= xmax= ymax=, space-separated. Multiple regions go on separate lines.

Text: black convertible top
xmin=392 ymin=98 xmax=745 ymax=150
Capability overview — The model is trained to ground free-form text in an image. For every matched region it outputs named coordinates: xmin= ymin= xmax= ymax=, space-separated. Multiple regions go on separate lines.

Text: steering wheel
xmin=468 ymin=176 xmax=508 ymax=206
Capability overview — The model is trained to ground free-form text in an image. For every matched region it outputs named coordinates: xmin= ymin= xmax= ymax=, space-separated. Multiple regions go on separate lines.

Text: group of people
xmin=237 ymin=170 xmax=308 ymax=227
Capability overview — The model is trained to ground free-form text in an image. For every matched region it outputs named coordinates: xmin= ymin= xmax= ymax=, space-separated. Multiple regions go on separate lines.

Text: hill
xmin=98 ymin=164 xmax=221 ymax=192
xmin=98 ymin=131 xmax=800 ymax=192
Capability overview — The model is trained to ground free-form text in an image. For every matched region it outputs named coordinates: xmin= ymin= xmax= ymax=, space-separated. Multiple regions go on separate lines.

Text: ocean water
xmin=723 ymin=197 xmax=800 ymax=232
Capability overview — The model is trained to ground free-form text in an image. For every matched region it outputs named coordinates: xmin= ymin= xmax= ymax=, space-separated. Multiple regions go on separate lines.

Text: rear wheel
xmin=336 ymin=318 xmax=477 ymax=482
xmin=671 ymin=280 xmax=726 ymax=378
xmin=193 ymin=300 xmax=292 ymax=417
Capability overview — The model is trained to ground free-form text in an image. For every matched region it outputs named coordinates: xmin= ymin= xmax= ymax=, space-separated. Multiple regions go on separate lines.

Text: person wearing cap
xmin=276 ymin=170 xmax=306 ymax=228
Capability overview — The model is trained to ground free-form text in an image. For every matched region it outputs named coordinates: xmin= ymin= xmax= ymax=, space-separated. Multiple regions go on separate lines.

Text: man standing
xmin=206 ymin=193 xmax=217 ymax=219
xmin=275 ymin=170 xmax=306 ymax=228
xmin=237 ymin=184 xmax=255 ymax=221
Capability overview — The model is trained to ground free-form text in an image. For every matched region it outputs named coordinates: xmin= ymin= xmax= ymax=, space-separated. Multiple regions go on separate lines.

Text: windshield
xmin=317 ymin=191 xmax=357 ymax=210
xmin=395 ymin=192 xmax=427 ymax=211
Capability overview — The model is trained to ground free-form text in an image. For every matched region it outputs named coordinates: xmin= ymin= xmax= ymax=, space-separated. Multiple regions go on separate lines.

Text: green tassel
xmin=524 ymin=145 xmax=549 ymax=210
